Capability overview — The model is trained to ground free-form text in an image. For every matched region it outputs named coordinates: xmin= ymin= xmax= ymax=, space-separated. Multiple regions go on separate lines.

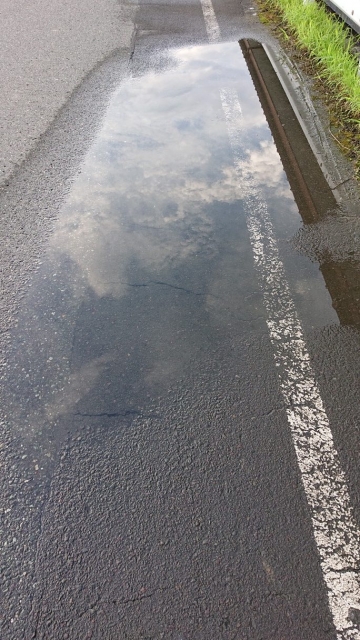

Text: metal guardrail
xmin=322 ymin=0 xmax=360 ymax=34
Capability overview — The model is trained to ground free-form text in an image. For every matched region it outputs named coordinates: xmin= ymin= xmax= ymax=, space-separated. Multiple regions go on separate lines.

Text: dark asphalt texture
xmin=1 ymin=1 xmax=360 ymax=640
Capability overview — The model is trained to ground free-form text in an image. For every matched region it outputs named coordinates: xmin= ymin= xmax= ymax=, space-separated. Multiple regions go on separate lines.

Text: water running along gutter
xmin=240 ymin=39 xmax=336 ymax=222
xmin=240 ymin=38 xmax=360 ymax=329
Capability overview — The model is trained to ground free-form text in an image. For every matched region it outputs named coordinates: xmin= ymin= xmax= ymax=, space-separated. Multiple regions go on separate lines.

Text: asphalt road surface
xmin=2 ymin=1 xmax=360 ymax=639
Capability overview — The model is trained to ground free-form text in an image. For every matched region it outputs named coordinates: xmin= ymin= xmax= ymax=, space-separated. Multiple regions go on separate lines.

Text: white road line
xmin=199 ymin=0 xmax=221 ymax=43
xmin=220 ymin=87 xmax=360 ymax=639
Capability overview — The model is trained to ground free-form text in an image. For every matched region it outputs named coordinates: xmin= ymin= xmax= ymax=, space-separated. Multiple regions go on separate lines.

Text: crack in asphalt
xmin=330 ymin=176 xmax=353 ymax=191
xmin=98 ymin=277 xmax=267 ymax=325
xmin=73 ymin=410 xmax=158 ymax=420
xmin=113 ymin=586 xmax=170 ymax=606
xmin=123 ymin=279 xmax=213 ymax=297
xmin=99 ymin=279 xmax=266 ymax=327
xmin=120 ymin=280 xmax=266 ymax=324
xmin=79 ymin=585 xmax=172 ymax=618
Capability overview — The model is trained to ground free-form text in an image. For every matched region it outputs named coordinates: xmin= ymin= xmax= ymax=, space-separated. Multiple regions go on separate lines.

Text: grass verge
xmin=257 ymin=0 xmax=360 ymax=177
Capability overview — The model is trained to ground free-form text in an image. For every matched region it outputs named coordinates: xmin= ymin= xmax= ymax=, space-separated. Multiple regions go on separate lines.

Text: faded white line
xmin=220 ymin=87 xmax=360 ymax=639
xmin=199 ymin=0 xmax=221 ymax=43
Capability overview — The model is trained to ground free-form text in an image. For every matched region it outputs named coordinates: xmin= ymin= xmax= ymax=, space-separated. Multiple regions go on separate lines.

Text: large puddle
xmin=4 ymin=43 xmax=344 ymax=430
xmin=50 ymin=42 xmax=337 ymax=319
xmin=4 ymin=39 xmax=360 ymax=640
xmin=3 ymin=40 xmax=358 ymax=438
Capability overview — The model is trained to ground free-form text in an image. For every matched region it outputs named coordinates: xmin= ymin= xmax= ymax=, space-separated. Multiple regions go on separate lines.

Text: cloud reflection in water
xmin=50 ymin=42 xmax=294 ymax=302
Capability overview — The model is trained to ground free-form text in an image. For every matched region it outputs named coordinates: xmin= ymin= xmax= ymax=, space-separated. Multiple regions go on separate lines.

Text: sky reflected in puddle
xmin=4 ymin=41 xmax=344 ymax=434
xmin=4 ymin=41 xmax=360 ymax=640
xmin=49 ymin=42 xmax=333 ymax=321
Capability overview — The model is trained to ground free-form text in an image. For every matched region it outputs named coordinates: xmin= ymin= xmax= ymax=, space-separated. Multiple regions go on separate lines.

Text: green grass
xmin=258 ymin=0 xmax=360 ymax=130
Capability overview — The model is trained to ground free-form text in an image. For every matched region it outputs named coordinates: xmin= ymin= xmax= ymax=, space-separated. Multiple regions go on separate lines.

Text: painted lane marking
xmin=220 ymin=87 xmax=360 ymax=639
xmin=199 ymin=0 xmax=221 ymax=43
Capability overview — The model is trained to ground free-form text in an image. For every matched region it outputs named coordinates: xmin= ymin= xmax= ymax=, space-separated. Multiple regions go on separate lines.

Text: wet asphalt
xmin=1 ymin=1 xmax=360 ymax=639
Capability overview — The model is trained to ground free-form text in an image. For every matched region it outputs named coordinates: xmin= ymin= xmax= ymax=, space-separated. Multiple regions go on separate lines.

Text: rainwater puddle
xmin=50 ymin=41 xmax=337 ymax=324
xmin=4 ymin=39 xmax=360 ymax=640
xmin=3 ymin=40 xmax=351 ymax=436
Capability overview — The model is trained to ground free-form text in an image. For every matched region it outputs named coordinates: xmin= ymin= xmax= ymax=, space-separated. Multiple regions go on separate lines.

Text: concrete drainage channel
xmin=241 ymin=37 xmax=360 ymax=324
xmin=241 ymin=39 xmax=354 ymax=196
